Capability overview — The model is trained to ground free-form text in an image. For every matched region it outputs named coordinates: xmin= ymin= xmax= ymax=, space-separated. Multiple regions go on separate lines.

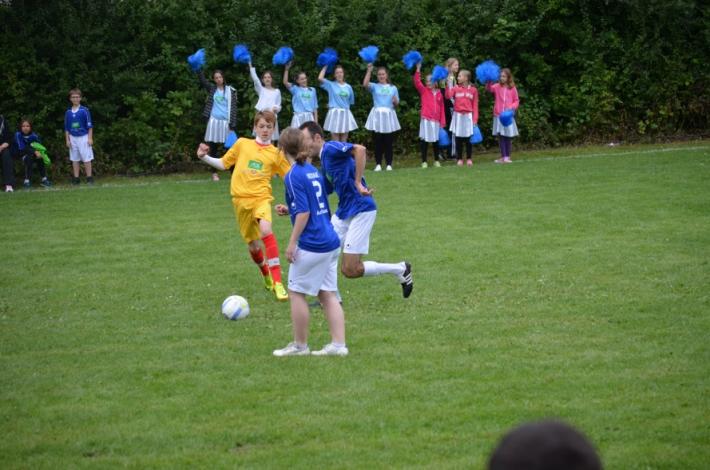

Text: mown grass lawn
xmin=1 ymin=142 xmax=708 ymax=468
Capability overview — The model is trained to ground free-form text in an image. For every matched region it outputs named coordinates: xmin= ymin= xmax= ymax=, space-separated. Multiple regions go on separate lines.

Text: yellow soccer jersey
xmin=221 ymin=138 xmax=291 ymax=200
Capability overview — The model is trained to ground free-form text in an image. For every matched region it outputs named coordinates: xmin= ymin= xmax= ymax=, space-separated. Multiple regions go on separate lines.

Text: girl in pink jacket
xmin=445 ymin=69 xmax=478 ymax=167
xmin=413 ymin=63 xmax=446 ymax=168
xmin=486 ymin=68 xmax=519 ymax=163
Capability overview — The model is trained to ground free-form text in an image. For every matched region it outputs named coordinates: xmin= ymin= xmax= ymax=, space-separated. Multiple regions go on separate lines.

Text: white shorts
xmin=331 ymin=210 xmax=376 ymax=255
xmin=287 ymin=247 xmax=340 ymax=296
xmin=69 ymin=134 xmax=94 ymax=162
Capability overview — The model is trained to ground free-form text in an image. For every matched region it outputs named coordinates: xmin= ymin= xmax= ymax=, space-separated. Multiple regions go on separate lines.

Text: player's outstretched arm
xmin=196 ymin=142 xmax=226 ymax=170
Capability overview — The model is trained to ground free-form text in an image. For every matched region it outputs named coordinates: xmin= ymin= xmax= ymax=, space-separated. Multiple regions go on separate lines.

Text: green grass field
xmin=1 ymin=142 xmax=709 ymax=468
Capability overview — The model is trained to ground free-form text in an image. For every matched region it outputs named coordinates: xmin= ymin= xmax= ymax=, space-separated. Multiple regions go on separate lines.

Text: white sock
xmin=363 ymin=261 xmax=405 ymax=277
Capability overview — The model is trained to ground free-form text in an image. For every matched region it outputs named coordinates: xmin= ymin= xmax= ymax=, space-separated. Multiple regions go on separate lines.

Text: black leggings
xmin=499 ymin=136 xmax=513 ymax=157
xmin=373 ymin=132 xmax=394 ymax=166
xmin=455 ymin=137 xmax=472 ymax=160
xmin=419 ymin=141 xmax=441 ymax=163
xmin=22 ymin=153 xmax=46 ymax=180
xmin=1 ymin=148 xmax=15 ymax=186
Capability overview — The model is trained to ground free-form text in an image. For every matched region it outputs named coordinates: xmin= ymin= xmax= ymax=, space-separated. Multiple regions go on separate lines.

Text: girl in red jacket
xmin=445 ymin=69 xmax=478 ymax=167
xmin=413 ymin=63 xmax=446 ymax=168
xmin=486 ymin=68 xmax=519 ymax=163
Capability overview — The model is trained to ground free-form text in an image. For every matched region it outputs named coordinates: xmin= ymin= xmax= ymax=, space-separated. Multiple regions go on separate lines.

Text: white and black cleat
xmin=401 ymin=262 xmax=413 ymax=298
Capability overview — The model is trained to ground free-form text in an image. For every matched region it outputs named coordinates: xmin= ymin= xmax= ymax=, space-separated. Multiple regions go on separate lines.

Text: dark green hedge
xmin=2 ymin=0 xmax=708 ymax=174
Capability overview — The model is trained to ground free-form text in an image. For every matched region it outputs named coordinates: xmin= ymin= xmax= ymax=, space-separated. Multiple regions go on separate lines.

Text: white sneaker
xmin=421 ymin=162 xmax=428 ymax=168
xmin=311 ymin=343 xmax=349 ymax=356
xmin=374 ymin=164 xmax=382 ymax=172
xmin=386 ymin=165 xmax=393 ymax=171
xmin=273 ymin=342 xmax=310 ymax=357
xmin=4 ymin=185 xmax=13 ymax=193
xmin=434 ymin=161 xmax=441 ymax=168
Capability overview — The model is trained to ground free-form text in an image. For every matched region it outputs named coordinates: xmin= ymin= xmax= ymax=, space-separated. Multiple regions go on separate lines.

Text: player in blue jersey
xmin=64 ymin=88 xmax=94 ymax=185
xmin=298 ymin=121 xmax=413 ymax=298
xmin=273 ymin=128 xmax=348 ymax=356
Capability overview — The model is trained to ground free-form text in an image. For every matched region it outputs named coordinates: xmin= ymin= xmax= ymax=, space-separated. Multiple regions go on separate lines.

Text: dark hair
xmin=376 ymin=66 xmax=390 ymax=84
xmin=488 ymin=420 xmax=602 ymax=470
xmin=68 ymin=88 xmax=82 ymax=98
xmin=213 ymin=69 xmax=224 ymax=79
xmin=19 ymin=117 xmax=33 ymax=130
xmin=299 ymin=121 xmax=324 ymax=139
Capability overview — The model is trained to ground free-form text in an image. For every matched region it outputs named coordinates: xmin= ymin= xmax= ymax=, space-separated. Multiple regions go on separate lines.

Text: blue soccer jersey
xmin=64 ymin=106 xmax=93 ymax=137
xmin=368 ymin=83 xmax=399 ymax=109
xmin=284 ymin=162 xmax=341 ymax=253
xmin=319 ymin=141 xmax=376 ymax=220
xmin=320 ymin=79 xmax=354 ymax=109
xmin=289 ymin=86 xmax=318 ymax=114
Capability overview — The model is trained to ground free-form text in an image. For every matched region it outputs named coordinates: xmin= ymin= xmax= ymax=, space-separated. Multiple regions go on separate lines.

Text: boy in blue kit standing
xmin=298 ymin=121 xmax=413 ymax=298
xmin=273 ymin=128 xmax=347 ymax=356
xmin=64 ymin=88 xmax=94 ymax=184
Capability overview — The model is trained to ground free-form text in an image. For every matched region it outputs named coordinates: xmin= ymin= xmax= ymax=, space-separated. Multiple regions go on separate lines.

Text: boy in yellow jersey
xmin=196 ymin=111 xmax=291 ymax=301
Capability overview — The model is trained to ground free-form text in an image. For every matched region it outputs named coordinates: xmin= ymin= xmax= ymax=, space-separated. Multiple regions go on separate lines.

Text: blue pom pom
xmin=438 ymin=127 xmax=451 ymax=147
xmin=187 ymin=48 xmax=206 ymax=72
xmin=224 ymin=131 xmax=238 ymax=149
xmin=272 ymin=46 xmax=294 ymax=66
xmin=402 ymin=50 xmax=422 ymax=70
xmin=317 ymin=47 xmax=339 ymax=73
xmin=431 ymin=65 xmax=448 ymax=82
xmin=232 ymin=44 xmax=252 ymax=64
xmin=499 ymin=109 xmax=515 ymax=127
xmin=470 ymin=125 xmax=483 ymax=144
xmin=475 ymin=60 xmax=500 ymax=84
xmin=358 ymin=45 xmax=379 ymax=63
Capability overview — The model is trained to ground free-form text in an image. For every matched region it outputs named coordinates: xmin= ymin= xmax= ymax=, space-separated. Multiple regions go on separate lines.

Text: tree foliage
xmin=1 ymin=0 xmax=708 ymax=173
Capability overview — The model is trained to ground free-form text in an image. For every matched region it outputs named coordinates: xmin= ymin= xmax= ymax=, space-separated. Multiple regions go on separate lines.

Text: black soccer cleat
xmin=400 ymin=262 xmax=413 ymax=298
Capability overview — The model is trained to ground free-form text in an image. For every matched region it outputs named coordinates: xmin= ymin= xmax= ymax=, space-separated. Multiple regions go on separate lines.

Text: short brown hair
xmin=253 ymin=110 xmax=276 ymax=128
xmin=279 ymin=128 xmax=306 ymax=164
xmin=68 ymin=88 xmax=82 ymax=98
xmin=298 ymin=121 xmax=324 ymax=139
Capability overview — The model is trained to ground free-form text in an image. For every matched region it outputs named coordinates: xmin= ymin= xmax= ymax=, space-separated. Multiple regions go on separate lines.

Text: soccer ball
xmin=221 ymin=295 xmax=250 ymax=320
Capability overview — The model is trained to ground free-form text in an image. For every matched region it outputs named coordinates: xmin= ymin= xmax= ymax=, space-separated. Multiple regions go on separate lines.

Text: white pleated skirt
xmin=450 ymin=111 xmax=474 ymax=138
xmin=491 ymin=116 xmax=519 ymax=137
xmin=419 ymin=118 xmax=440 ymax=142
xmin=290 ymin=112 xmax=316 ymax=128
xmin=204 ymin=117 xmax=229 ymax=143
xmin=365 ymin=107 xmax=401 ymax=133
xmin=324 ymin=108 xmax=358 ymax=133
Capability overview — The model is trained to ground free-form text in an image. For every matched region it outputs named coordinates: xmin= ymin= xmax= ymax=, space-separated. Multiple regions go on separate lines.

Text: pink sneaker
xmin=466 ymin=159 xmax=473 ymax=167
xmin=457 ymin=159 xmax=463 ymax=167
xmin=503 ymin=157 xmax=512 ymax=163
xmin=211 ymin=173 xmax=220 ymax=182
xmin=494 ymin=158 xmax=505 ymax=164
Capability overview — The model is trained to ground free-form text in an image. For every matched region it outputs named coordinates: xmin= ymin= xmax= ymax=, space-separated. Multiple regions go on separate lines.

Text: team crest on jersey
xmin=248 ymin=160 xmax=263 ymax=171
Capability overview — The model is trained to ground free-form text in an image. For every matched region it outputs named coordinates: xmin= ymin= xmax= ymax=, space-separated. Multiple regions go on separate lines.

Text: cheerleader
xmin=442 ymin=57 xmax=459 ymax=160
xmin=248 ymin=62 xmax=281 ymax=141
xmin=282 ymin=62 xmax=319 ymax=128
xmin=486 ymin=68 xmax=520 ymax=163
xmin=318 ymin=64 xmax=357 ymax=142
xmin=196 ymin=69 xmax=237 ymax=181
xmin=413 ymin=62 xmax=445 ymax=168
xmin=445 ymin=69 xmax=478 ymax=167
xmin=363 ymin=63 xmax=400 ymax=171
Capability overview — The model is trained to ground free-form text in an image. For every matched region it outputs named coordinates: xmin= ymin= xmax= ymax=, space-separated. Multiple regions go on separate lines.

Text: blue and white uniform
xmin=320 ymin=141 xmax=377 ymax=254
xmin=284 ymin=162 xmax=341 ymax=296
xmin=320 ymin=79 xmax=357 ymax=133
xmin=64 ymin=105 xmax=94 ymax=162
xmin=364 ymin=83 xmax=401 ymax=133
xmin=288 ymin=86 xmax=318 ymax=128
